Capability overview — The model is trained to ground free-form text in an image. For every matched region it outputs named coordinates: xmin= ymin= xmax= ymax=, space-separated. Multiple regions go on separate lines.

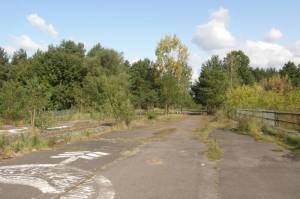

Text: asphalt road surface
xmin=0 ymin=115 xmax=299 ymax=199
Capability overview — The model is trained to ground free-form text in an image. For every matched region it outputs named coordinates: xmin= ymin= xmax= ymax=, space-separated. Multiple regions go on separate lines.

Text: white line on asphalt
xmin=51 ymin=151 xmax=110 ymax=165
xmin=0 ymin=164 xmax=115 ymax=198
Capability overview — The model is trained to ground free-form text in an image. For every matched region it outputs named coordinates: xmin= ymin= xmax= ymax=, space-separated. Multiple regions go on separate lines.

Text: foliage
xmin=279 ymin=61 xmax=300 ymax=87
xmin=147 ymin=111 xmax=157 ymax=120
xmin=224 ymin=50 xmax=255 ymax=87
xmin=155 ymin=35 xmax=189 ymax=80
xmin=0 ymin=47 xmax=9 ymax=65
xmin=0 ymin=80 xmax=26 ymax=121
xmin=192 ymin=55 xmax=229 ymax=114
xmin=260 ymin=74 xmax=293 ymax=93
xmin=155 ymin=35 xmax=192 ymax=113
xmin=129 ymin=59 xmax=159 ymax=109
xmin=225 ymin=84 xmax=300 ymax=112
xmin=11 ymin=49 xmax=27 ymax=65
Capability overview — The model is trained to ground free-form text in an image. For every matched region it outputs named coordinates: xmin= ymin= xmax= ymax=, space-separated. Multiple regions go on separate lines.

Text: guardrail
xmin=236 ymin=109 xmax=300 ymax=133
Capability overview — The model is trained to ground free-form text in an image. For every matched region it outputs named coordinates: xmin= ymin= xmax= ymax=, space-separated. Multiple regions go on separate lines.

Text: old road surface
xmin=0 ymin=115 xmax=300 ymax=199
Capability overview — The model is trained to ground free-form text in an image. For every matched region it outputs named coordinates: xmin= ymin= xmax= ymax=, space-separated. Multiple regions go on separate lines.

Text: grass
xmin=0 ymin=110 xmax=185 ymax=159
xmin=143 ymin=128 xmax=177 ymax=142
xmin=194 ymin=113 xmax=234 ymax=160
xmin=236 ymin=117 xmax=300 ymax=156
xmin=0 ymin=134 xmax=48 ymax=157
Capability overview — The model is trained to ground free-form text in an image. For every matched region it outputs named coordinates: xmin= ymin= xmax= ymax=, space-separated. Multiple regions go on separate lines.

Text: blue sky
xmin=1 ymin=0 xmax=300 ymax=78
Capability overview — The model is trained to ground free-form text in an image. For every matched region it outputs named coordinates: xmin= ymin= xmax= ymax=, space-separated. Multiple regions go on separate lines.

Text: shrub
xmin=237 ymin=118 xmax=262 ymax=139
xmin=147 ymin=111 xmax=157 ymax=120
xmin=285 ymin=135 xmax=300 ymax=149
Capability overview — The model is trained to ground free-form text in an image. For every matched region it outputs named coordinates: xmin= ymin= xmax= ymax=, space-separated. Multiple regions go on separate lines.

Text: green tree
xmin=251 ymin=67 xmax=278 ymax=82
xmin=192 ymin=56 xmax=229 ymax=114
xmin=30 ymin=41 xmax=87 ymax=110
xmin=224 ymin=50 xmax=255 ymax=88
xmin=0 ymin=47 xmax=9 ymax=65
xmin=23 ymin=77 xmax=48 ymax=133
xmin=160 ymin=73 xmax=180 ymax=114
xmin=0 ymin=47 xmax=10 ymax=87
xmin=155 ymin=35 xmax=190 ymax=113
xmin=79 ymin=43 xmax=134 ymax=125
xmin=0 ymin=80 xmax=26 ymax=121
xmin=280 ymin=61 xmax=300 ymax=87
xmin=11 ymin=49 xmax=27 ymax=65
xmin=129 ymin=59 xmax=158 ymax=110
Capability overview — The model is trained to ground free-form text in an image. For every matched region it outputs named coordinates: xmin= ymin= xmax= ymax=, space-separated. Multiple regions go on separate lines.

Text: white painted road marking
xmin=51 ymin=151 xmax=110 ymax=165
xmin=0 ymin=164 xmax=115 ymax=199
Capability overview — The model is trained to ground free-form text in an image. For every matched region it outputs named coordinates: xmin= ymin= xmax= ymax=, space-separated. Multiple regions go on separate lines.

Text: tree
xmin=155 ymin=35 xmax=189 ymax=80
xmin=224 ymin=50 xmax=255 ymax=88
xmin=251 ymin=67 xmax=278 ymax=82
xmin=129 ymin=59 xmax=158 ymax=110
xmin=0 ymin=47 xmax=10 ymax=87
xmin=155 ymin=35 xmax=190 ymax=113
xmin=30 ymin=41 xmax=87 ymax=110
xmin=260 ymin=74 xmax=293 ymax=93
xmin=0 ymin=80 xmax=26 ymax=121
xmin=79 ymin=43 xmax=135 ymax=125
xmin=280 ymin=61 xmax=300 ymax=87
xmin=192 ymin=56 xmax=229 ymax=114
xmin=0 ymin=47 xmax=9 ymax=66
xmin=160 ymin=73 xmax=180 ymax=114
xmin=177 ymin=64 xmax=193 ymax=111
xmin=11 ymin=49 xmax=27 ymax=65
xmin=23 ymin=77 xmax=48 ymax=133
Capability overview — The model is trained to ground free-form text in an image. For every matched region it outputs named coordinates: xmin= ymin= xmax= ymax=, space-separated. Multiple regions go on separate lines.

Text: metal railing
xmin=236 ymin=109 xmax=300 ymax=133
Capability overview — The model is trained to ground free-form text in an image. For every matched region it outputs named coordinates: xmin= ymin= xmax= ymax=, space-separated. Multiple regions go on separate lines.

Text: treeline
xmin=0 ymin=35 xmax=193 ymax=127
xmin=192 ymin=50 xmax=300 ymax=113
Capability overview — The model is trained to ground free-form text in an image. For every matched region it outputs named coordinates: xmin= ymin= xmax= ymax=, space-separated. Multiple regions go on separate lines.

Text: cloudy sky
xmin=1 ymin=0 xmax=300 ymax=79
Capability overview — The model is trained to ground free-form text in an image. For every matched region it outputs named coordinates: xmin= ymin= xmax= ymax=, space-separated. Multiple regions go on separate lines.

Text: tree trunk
xmin=30 ymin=108 xmax=36 ymax=135
xmin=165 ymin=104 xmax=169 ymax=115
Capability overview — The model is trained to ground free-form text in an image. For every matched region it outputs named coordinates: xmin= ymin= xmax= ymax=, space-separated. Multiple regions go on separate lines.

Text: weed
xmin=63 ymin=133 xmax=72 ymax=143
xmin=207 ymin=139 xmax=222 ymax=160
xmin=194 ymin=116 xmax=228 ymax=161
xmin=147 ymin=111 xmax=157 ymax=120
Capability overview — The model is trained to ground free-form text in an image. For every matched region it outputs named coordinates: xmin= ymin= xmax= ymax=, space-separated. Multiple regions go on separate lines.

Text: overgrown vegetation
xmin=0 ymin=35 xmax=194 ymax=130
xmin=194 ymin=115 xmax=234 ymax=160
xmin=236 ymin=118 xmax=300 ymax=155
xmin=191 ymin=50 xmax=300 ymax=114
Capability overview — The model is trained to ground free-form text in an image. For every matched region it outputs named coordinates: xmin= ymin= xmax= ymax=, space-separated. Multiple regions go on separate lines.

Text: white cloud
xmin=27 ymin=14 xmax=58 ymax=37
xmin=15 ymin=35 xmax=46 ymax=51
xmin=191 ymin=7 xmax=300 ymax=77
xmin=188 ymin=52 xmax=204 ymax=81
xmin=289 ymin=40 xmax=300 ymax=57
xmin=192 ymin=7 xmax=235 ymax=51
xmin=264 ymin=28 xmax=282 ymax=42
xmin=3 ymin=46 xmax=16 ymax=56
xmin=243 ymin=40 xmax=294 ymax=69
xmin=210 ymin=7 xmax=229 ymax=23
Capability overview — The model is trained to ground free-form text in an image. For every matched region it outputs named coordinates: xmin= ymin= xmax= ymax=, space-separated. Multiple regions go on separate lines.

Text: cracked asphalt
xmin=0 ymin=115 xmax=299 ymax=199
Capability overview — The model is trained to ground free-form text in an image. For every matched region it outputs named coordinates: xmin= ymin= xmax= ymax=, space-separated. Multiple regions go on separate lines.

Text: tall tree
xmin=155 ymin=35 xmax=189 ymax=80
xmin=129 ymin=59 xmax=158 ymax=110
xmin=155 ymin=35 xmax=190 ymax=113
xmin=192 ymin=56 xmax=229 ymax=114
xmin=280 ymin=61 xmax=300 ymax=87
xmin=0 ymin=47 xmax=9 ymax=66
xmin=11 ymin=49 xmax=27 ymax=65
xmin=30 ymin=41 xmax=87 ymax=110
xmin=224 ymin=50 xmax=255 ymax=88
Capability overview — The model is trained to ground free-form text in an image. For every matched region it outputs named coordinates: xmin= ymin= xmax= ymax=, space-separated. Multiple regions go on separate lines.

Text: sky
xmin=1 ymin=0 xmax=300 ymax=79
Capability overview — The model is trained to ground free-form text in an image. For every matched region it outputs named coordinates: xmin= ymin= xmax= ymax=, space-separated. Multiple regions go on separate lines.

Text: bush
xmin=237 ymin=118 xmax=262 ymax=139
xmin=147 ymin=111 xmax=157 ymax=120
xmin=225 ymin=84 xmax=300 ymax=113
xmin=285 ymin=135 xmax=300 ymax=149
